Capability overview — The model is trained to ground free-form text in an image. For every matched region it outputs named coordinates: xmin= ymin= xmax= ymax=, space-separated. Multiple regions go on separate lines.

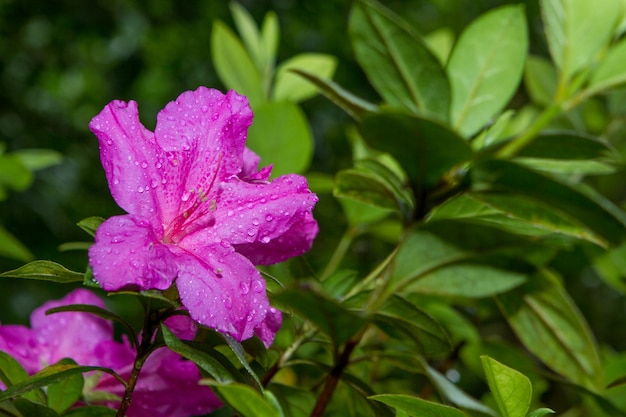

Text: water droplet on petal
xmin=227 ymin=210 xmax=234 ymax=217
xmin=247 ymin=228 xmax=255 ymax=237
xmin=240 ymin=282 xmax=250 ymax=295
xmin=252 ymin=280 xmax=264 ymax=293
xmin=252 ymin=219 xmax=259 ymax=226
xmin=261 ymin=236 xmax=271 ymax=244
xmin=137 ymin=186 xmax=144 ymax=193
xmin=113 ymin=178 xmax=120 ymax=185
xmin=140 ymin=161 xmax=148 ymax=169
xmin=150 ymin=179 xmax=159 ymax=188
xmin=181 ymin=190 xmax=192 ymax=201
xmin=265 ymin=215 xmax=273 ymax=222
xmin=224 ymin=295 xmax=233 ymax=309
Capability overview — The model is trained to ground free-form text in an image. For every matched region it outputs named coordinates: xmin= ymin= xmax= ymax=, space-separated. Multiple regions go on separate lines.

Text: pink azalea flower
xmin=0 ymin=289 xmax=220 ymax=417
xmin=88 ymin=87 xmax=318 ymax=347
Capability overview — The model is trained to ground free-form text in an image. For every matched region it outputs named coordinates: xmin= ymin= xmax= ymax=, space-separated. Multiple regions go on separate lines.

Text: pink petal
xmin=176 ymin=245 xmax=276 ymax=343
xmin=254 ymin=307 xmax=282 ymax=348
xmin=0 ymin=325 xmax=40 ymax=375
xmin=30 ymin=289 xmax=113 ymax=367
xmin=89 ymin=215 xmax=178 ymax=291
xmin=163 ymin=314 xmax=197 ymax=340
xmin=240 ymin=147 xmax=272 ymax=181
xmin=89 ymin=100 xmax=164 ymax=221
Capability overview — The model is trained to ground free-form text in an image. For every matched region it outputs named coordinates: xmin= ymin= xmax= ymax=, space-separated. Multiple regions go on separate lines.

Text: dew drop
xmin=140 ymin=161 xmax=148 ymax=169
xmin=224 ymin=295 xmax=233 ymax=309
xmin=247 ymin=228 xmax=255 ymax=237
xmin=106 ymin=139 xmax=113 ymax=145
xmin=137 ymin=186 xmax=144 ymax=193
xmin=240 ymin=282 xmax=250 ymax=295
xmin=150 ymin=179 xmax=159 ymax=189
xmin=252 ymin=280 xmax=264 ymax=293
xmin=201 ymin=105 xmax=208 ymax=113
xmin=252 ymin=219 xmax=259 ymax=226
xmin=181 ymin=190 xmax=192 ymax=201
xmin=261 ymin=236 xmax=271 ymax=244
xmin=113 ymin=178 xmax=120 ymax=185
xmin=227 ymin=210 xmax=234 ymax=217
xmin=155 ymin=161 xmax=162 ymax=169
xmin=220 ymin=240 xmax=230 ymax=248
xmin=265 ymin=215 xmax=273 ymax=222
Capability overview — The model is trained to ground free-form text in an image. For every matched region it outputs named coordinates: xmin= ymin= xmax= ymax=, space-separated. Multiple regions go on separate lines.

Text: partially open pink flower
xmin=0 ymin=289 xmax=220 ymax=417
xmin=88 ymin=87 xmax=318 ymax=347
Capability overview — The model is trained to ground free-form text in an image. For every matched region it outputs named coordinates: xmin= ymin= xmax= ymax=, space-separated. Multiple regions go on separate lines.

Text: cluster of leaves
xmin=4 ymin=0 xmax=626 ymax=416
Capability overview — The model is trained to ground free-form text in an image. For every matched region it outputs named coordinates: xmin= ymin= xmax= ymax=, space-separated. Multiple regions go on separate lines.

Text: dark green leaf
xmin=0 ymin=261 xmax=84 ymax=283
xmin=246 ymin=101 xmax=312 ymax=175
xmin=12 ymin=399 xmax=59 ymax=417
xmin=212 ymin=383 xmax=282 ymax=417
xmin=349 ymin=0 xmax=450 ymax=118
xmin=0 ymin=154 xmax=33 ymax=192
xmin=211 ymin=20 xmax=265 ymax=107
xmin=272 ymin=285 xmax=366 ymax=345
xmin=63 ymin=406 xmax=117 ymax=417
xmin=0 ymin=363 xmax=122 ymax=403
xmin=360 ymin=110 xmax=472 ymax=190
xmin=76 ymin=217 xmax=105 ymax=238
xmin=447 ymin=5 xmax=528 ymax=137
xmin=222 ymin=334 xmax=262 ymax=389
xmin=290 ymin=69 xmax=378 ymax=120
xmin=321 ymin=270 xmax=360 ymax=300
xmin=267 ymin=384 xmax=315 ymax=417
xmin=161 ymin=324 xmax=242 ymax=385
xmin=46 ymin=359 xmax=83 ymax=414
xmin=0 ymin=352 xmax=45 ymax=404
xmin=542 ymin=0 xmax=619 ymax=81
xmin=497 ymin=271 xmax=604 ymax=393
xmin=369 ymin=395 xmax=467 ymax=417
xmin=481 ymin=355 xmax=531 ymax=417
xmin=273 ymin=54 xmax=337 ymax=103
xmin=0 ymin=225 xmax=33 ymax=262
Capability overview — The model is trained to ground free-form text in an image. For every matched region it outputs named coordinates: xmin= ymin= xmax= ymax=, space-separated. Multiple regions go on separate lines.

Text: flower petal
xmin=90 ymin=215 xmax=177 ymax=291
xmin=0 ymin=325 xmax=40 ymax=375
xmin=89 ymin=100 xmax=164 ymax=220
xmin=254 ymin=307 xmax=282 ymax=348
xmin=30 ymin=289 xmax=114 ymax=367
xmin=176 ymin=245 xmax=276 ymax=343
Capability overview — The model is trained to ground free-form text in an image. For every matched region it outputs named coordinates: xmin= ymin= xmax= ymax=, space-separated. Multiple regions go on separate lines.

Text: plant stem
xmin=320 ymin=226 xmax=358 ymax=281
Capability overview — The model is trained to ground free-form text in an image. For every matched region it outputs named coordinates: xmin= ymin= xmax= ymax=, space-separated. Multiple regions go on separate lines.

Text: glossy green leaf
xmin=589 ymin=36 xmax=626 ymax=95
xmin=360 ymin=111 xmax=472 ymax=190
xmin=497 ymin=271 xmax=604 ymax=392
xmin=223 ymin=334 xmax=262 ymax=389
xmin=0 ymin=261 xmax=84 ymax=283
xmin=12 ymin=149 xmax=62 ymax=171
xmin=212 ymin=383 xmax=282 ymax=417
xmin=334 ymin=168 xmax=405 ymax=214
xmin=211 ymin=21 xmax=265 ymax=107
xmin=161 ymin=324 xmax=242 ymax=385
xmin=246 ymin=101 xmax=312 ymax=175
xmin=321 ymin=269 xmax=360 ymax=300
xmin=273 ymin=53 xmax=337 ymax=103
xmin=524 ymin=55 xmax=558 ymax=106
xmin=0 ymin=225 xmax=33 ymax=262
xmin=46 ymin=359 xmax=83 ymax=414
xmin=472 ymin=160 xmax=626 ymax=245
xmin=272 ymin=285 xmax=366 ymax=345
xmin=0 ymin=154 xmax=32 ymax=192
xmin=448 ymin=5 xmax=528 ymax=137
xmin=481 ymin=356 xmax=531 ymax=417
xmin=76 ymin=216 xmax=105 ymax=238
xmin=229 ymin=2 xmax=263 ymax=71
xmin=542 ymin=0 xmax=620 ymax=80
xmin=63 ymin=406 xmax=117 ymax=417
xmin=12 ymin=399 xmax=59 ymax=417
xmin=369 ymin=395 xmax=467 ymax=417
xmin=0 ymin=351 xmax=45 ymax=404
xmin=527 ymin=408 xmax=556 ymax=417
xmin=516 ymin=131 xmax=616 ymax=161
xmin=349 ymin=0 xmax=450 ymax=118
xmin=0 ymin=363 xmax=121 ymax=403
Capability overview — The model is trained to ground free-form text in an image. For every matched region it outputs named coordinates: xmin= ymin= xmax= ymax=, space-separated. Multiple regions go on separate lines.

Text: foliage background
xmin=2 ymin=0 xmax=626 ymax=413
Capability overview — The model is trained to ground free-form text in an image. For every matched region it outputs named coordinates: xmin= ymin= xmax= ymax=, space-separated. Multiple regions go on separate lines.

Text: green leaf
xmin=480 ymin=356 xmax=532 ymax=417
xmin=160 ymin=324 xmax=241 ymax=385
xmin=524 ymin=55 xmax=558 ymax=106
xmin=211 ymin=20 xmax=265 ymax=107
xmin=63 ymin=406 xmax=117 ymax=417
xmin=542 ymin=0 xmax=620 ymax=81
xmin=289 ymin=69 xmax=378 ymax=120
xmin=12 ymin=399 xmax=59 ymax=417
xmin=212 ymin=383 xmax=282 ymax=417
xmin=0 ymin=261 xmax=84 ymax=283
xmin=349 ymin=0 xmax=450 ymax=118
xmin=245 ymin=101 xmax=312 ymax=175
xmin=0 ymin=154 xmax=33 ymax=192
xmin=260 ymin=11 xmax=279 ymax=74
xmin=424 ymin=27 xmax=455 ymax=66
xmin=0 ymin=363 xmax=121 ymax=403
xmin=527 ymin=408 xmax=556 ymax=417
xmin=515 ymin=131 xmax=616 ymax=161
xmin=267 ymin=384 xmax=315 ymax=417
xmin=76 ymin=217 xmax=105 ymax=238
xmin=497 ymin=270 xmax=604 ymax=392
xmin=360 ymin=110 xmax=472 ymax=190
xmin=588 ymin=36 xmax=626 ymax=95
xmin=272 ymin=285 xmax=367 ymax=345
xmin=273 ymin=54 xmax=337 ymax=103
xmin=46 ymin=359 xmax=83 ymax=414
xmin=369 ymin=395 xmax=467 ymax=417
xmin=222 ymin=334 xmax=262 ymax=389
xmin=448 ymin=5 xmax=528 ymax=137
xmin=229 ymin=2 xmax=263 ymax=71
xmin=0 ymin=225 xmax=33 ymax=262
xmin=0 ymin=352 xmax=45 ymax=404
xmin=471 ymin=160 xmax=626 ymax=246
xmin=12 ymin=149 xmax=62 ymax=171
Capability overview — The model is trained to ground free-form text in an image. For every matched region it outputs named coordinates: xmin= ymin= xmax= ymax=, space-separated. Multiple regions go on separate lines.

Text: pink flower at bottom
xmin=0 ymin=289 xmax=220 ymax=417
xmin=88 ymin=87 xmax=318 ymax=347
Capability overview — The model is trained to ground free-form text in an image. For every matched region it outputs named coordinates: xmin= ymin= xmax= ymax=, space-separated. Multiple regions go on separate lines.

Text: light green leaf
xmin=0 ymin=261 xmax=84 ymax=283
xmin=448 ymin=5 xmax=528 ymax=137
xmin=12 ymin=149 xmax=62 ymax=171
xmin=211 ymin=20 xmax=265 ymax=107
xmin=542 ymin=0 xmax=620 ymax=81
xmin=349 ymin=0 xmax=450 ymax=118
xmin=260 ymin=11 xmax=279 ymax=73
xmin=12 ymin=399 xmax=59 ymax=417
xmin=0 ymin=225 xmax=33 ymax=262
xmin=0 ymin=154 xmax=33 ymax=192
xmin=212 ymin=383 xmax=282 ymax=417
xmin=497 ymin=270 xmax=604 ymax=392
xmin=589 ymin=36 xmax=626 ymax=95
xmin=289 ymin=69 xmax=378 ymax=120
xmin=229 ymin=2 xmax=263 ymax=71
xmin=76 ymin=216 xmax=105 ymax=238
xmin=0 ymin=351 xmax=45 ymax=404
xmin=47 ymin=359 xmax=83 ymax=414
xmin=245 ymin=101 xmax=312 ymax=175
xmin=369 ymin=395 xmax=467 ymax=417
xmin=273 ymin=54 xmax=337 ymax=103
xmin=222 ymin=334 xmax=262 ymax=389
xmin=481 ymin=355 xmax=532 ymax=417
xmin=424 ymin=27 xmax=455 ymax=66
xmin=524 ymin=55 xmax=558 ymax=106
xmin=527 ymin=408 xmax=556 ymax=417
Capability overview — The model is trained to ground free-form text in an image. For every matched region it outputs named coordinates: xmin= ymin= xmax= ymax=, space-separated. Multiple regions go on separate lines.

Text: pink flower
xmin=0 ymin=289 xmax=220 ymax=417
xmin=88 ymin=87 xmax=318 ymax=347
